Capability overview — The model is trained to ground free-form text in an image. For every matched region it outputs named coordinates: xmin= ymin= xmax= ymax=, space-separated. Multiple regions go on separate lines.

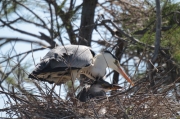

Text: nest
xmin=1 ymin=85 xmax=180 ymax=119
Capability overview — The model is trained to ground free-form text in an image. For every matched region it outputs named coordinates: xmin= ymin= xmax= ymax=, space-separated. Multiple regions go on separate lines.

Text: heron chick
xmin=29 ymin=45 xmax=134 ymax=86
xmin=76 ymin=79 xmax=122 ymax=102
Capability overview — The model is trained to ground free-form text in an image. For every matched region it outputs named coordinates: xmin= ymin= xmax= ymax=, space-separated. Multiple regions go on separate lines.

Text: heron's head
xmin=89 ymin=79 xmax=122 ymax=93
xmin=102 ymin=51 xmax=134 ymax=86
xmin=77 ymin=79 xmax=121 ymax=102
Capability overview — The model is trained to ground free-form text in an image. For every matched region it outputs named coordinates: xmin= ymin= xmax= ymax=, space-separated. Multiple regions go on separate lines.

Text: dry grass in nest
xmin=1 ymin=86 xmax=180 ymax=119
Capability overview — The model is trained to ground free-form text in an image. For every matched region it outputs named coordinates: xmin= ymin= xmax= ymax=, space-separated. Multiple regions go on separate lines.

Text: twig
xmin=31 ymin=43 xmax=36 ymax=66
xmin=0 ymin=53 xmax=28 ymax=84
xmin=0 ymin=47 xmax=52 ymax=64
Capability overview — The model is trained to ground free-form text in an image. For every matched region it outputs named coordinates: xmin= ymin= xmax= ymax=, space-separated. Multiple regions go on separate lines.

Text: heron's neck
xmin=80 ymin=54 xmax=108 ymax=79
xmin=94 ymin=54 xmax=108 ymax=68
xmin=90 ymin=54 xmax=108 ymax=77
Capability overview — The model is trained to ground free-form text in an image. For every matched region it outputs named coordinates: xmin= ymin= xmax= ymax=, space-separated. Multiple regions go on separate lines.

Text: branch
xmin=52 ymin=0 xmax=77 ymax=44
xmin=0 ymin=37 xmax=48 ymax=47
xmin=0 ymin=90 xmax=29 ymax=103
xmin=152 ymin=0 xmax=161 ymax=63
xmin=39 ymin=32 xmax=56 ymax=47
xmin=0 ymin=19 xmax=56 ymax=47
xmin=0 ymin=19 xmax=41 ymax=39
xmin=101 ymin=19 xmax=156 ymax=49
xmin=0 ymin=53 xmax=28 ymax=84
xmin=0 ymin=46 xmax=52 ymax=64
xmin=48 ymin=1 xmax=54 ymax=39
xmin=0 ymin=18 xmax=21 ymax=27
xmin=15 ymin=0 xmax=46 ymax=26
xmin=15 ymin=12 xmax=48 ymax=29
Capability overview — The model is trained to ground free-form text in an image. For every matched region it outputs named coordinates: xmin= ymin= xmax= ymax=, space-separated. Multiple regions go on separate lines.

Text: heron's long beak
xmin=108 ymin=85 xmax=122 ymax=90
xmin=102 ymin=84 xmax=122 ymax=91
xmin=116 ymin=64 xmax=134 ymax=86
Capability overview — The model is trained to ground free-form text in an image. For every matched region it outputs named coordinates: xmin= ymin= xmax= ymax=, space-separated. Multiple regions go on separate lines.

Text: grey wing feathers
xmin=43 ymin=45 xmax=94 ymax=68
xmin=29 ymin=45 xmax=95 ymax=76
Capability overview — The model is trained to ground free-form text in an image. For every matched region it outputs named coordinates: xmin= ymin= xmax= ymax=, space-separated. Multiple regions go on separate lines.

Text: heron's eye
xmin=114 ymin=60 xmax=118 ymax=65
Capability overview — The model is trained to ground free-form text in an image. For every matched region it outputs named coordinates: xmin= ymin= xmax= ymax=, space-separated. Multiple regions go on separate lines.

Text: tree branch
xmin=0 ymin=19 xmax=40 ymax=39
xmin=0 ymin=53 xmax=28 ymax=84
xmin=15 ymin=0 xmax=46 ymax=26
xmin=0 ymin=37 xmax=48 ymax=47
xmin=0 ymin=47 xmax=52 ymax=64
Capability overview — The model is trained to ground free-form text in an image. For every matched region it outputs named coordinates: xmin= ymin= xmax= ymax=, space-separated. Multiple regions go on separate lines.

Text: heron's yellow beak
xmin=106 ymin=85 xmax=122 ymax=90
xmin=115 ymin=61 xmax=134 ymax=86
xmin=101 ymin=83 xmax=122 ymax=91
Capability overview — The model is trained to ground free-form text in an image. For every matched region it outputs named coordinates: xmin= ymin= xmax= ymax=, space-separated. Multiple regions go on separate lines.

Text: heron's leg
xmin=71 ymin=70 xmax=78 ymax=80
xmin=76 ymin=69 xmax=82 ymax=78
xmin=68 ymin=70 xmax=79 ymax=99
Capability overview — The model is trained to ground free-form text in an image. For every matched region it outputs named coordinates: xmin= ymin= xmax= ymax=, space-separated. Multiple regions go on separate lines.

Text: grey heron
xmin=28 ymin=45 xmax=134 ymax=86
xmin=76 ymin=79 xmax=122 ymax=102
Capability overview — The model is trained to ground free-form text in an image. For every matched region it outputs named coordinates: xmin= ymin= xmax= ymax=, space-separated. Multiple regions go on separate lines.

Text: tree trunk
xmin=79 ymin=0 xmax=97 ymax=46
xmin=148 ymin=0 xmax=161 ymax=89
xmin=78 ymin=0 xmax=97 ymax=85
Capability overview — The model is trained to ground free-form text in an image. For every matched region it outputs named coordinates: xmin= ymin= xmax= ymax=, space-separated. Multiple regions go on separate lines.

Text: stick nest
xmin=1 ymin=84 xmax=180 ymax=119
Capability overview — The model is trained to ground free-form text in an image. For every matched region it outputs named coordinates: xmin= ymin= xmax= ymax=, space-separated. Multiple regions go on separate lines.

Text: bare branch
xmin=0 ymin=19 xmax=41 ymax=39
xmin=0 ymin=53 xmax=28 ymax=84
xmin=0 ymin=37 xmax=48 ymax=47
xmin=0 ymin=46 xmax=52 ymax=64
xmin=14 ymin=0 xmax=46 ymax=26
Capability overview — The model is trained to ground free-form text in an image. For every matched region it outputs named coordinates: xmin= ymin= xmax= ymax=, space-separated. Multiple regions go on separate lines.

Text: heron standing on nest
xmin=29 ymin=45 xmax=134 ymax=86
